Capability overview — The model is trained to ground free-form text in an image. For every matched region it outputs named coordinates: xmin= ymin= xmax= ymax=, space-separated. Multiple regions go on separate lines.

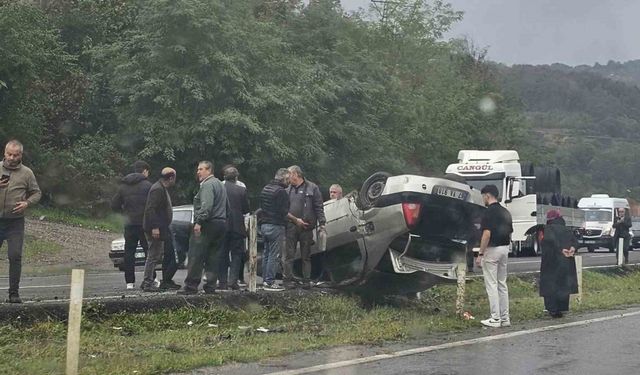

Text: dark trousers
xmin=142 ymin=230 xmax=178 ymax=286
xmin=184 ymin=220 xmax=226 ymax=291
xmin=544 ymin=294 xmax=570 ymax=314
xmin=285 ymin=223 xmax=313 ymax=282
xmin=123 ymin=225 xmax=148 ymax=284
xmin=0 ymin=218 xmax=25 ymax=295
xmin=218 ymin=233 xmax=246 ymax=287
xmin=162 ymin=238 xmax=178 ymax=282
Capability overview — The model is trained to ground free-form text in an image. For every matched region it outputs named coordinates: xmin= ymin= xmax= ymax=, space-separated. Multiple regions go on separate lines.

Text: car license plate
xmin=432 ymin=185 xmax=468 ymax=200
xmin=135 ymin=252 xmax=146 ymax=259
xmin=583 ymin=240 xmax=596 ymax=244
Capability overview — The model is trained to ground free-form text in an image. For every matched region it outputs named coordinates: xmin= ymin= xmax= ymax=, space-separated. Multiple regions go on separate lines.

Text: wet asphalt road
xmin=1 ymin=248 xmax=638 ymax=302
xmin=182 ymin=308 xmax=640 ymax=375
xmin=309 ymin=312 xmax=640 ymax=375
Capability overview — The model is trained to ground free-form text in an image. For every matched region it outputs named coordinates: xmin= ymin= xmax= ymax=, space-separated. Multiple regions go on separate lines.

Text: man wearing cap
xmin=476 ymin=184 xmax=513 ymax=328
xmin=141 ymin=167 xmax=178 ymax=291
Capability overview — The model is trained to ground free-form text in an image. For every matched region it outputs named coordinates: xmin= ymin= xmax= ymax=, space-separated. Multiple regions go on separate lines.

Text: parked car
xmin=109 ymin=205 xmax=194 ymax=270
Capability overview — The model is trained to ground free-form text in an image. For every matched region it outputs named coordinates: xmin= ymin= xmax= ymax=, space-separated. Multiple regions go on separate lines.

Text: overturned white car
xmin=300 ymin=172 xmax=485 ymax=295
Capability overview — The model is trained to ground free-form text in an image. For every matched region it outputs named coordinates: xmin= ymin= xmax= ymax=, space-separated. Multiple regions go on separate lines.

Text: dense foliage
xmin=496 ymin=61 xmax=640 ymax=200
xmin=0 ymin=0 xmax=537 ymax=213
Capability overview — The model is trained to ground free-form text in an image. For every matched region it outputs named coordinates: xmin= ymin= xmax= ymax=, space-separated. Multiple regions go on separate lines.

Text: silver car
xmin=298 ymin=172 xmax=485 ymax=295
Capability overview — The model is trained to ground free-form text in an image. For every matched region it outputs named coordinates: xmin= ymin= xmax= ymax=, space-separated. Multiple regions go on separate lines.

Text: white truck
xmin=578 ymin=194 xmax=630 ymax=252
xmin=445 ymin=150 xmax=585 ymax=256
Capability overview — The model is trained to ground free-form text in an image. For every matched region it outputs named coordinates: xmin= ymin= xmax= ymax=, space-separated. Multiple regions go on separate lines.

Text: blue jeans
xmin=260 ymin=224 xmax=285 ymax=284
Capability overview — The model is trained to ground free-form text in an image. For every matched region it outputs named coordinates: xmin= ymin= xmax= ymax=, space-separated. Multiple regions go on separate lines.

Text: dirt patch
xmin=0 ymin=218 xmax=120 ymax=276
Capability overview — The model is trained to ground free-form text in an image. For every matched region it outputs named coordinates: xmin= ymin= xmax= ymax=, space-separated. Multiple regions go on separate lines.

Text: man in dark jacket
xmin=141 ymin=168 xmax=177 ymax=291
xmin=284 ymin=165 xmax=326 ymax=288
xmin=259 ymin=168 xmax=290 ymax=291
xmin=613 ymin=207 xmax=632 ymax=264
xmin=178 ymin=161 xmax=228 ymax=294
xmin=539 ymin=209 xmax=578 ymax=318
xmin=218 ymin=166 xmax=250 ymax=290
xmin=111 ymin=160 xmax=152 ymax=289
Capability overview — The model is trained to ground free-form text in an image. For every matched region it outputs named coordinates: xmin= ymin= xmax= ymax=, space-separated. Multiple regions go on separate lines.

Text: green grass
xmin=29 ymin=206 xmax=124 ymax=233
xmin=2 ymin=269 xmax=640 ymax=375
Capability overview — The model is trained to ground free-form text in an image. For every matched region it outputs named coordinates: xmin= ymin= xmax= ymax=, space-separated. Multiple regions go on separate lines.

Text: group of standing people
xmin=111 ymin=159 xmax=331 ymax=294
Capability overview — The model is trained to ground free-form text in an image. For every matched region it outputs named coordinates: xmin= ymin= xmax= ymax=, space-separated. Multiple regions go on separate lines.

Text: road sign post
xmin=575 ymin=255 xmax=583 ymax=304
xmin=66 ymin=269 xmax=85 ymax=375
xmin=455 ymin=262 xmax=466 ymax=317
xmin=618 ymin=237 xmax=624 ymax=266
xmin=248 ymin=214 xmax=258 ymax=292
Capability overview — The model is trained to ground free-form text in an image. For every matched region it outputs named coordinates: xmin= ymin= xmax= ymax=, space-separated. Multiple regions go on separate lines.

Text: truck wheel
xmin=356 ymin=172 xmax=391 ymax=210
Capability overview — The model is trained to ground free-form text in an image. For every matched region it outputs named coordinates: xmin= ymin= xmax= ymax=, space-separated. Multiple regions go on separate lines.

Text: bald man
xmin=141 ymin=167 xmax=178 ymax=291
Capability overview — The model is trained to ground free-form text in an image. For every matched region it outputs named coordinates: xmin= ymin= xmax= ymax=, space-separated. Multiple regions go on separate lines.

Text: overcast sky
xmin=341 ymin=0 xmax=640 ymax=66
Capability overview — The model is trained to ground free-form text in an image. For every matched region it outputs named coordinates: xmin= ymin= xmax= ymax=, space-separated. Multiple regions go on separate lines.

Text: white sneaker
xmin=126 ymin=283 xmax=135 ymax=290
xmin=501 ymin=319 xmax=511 ymax=327
xmin=481 ymin=318 xmax=502 ymax=328
xmin=154 ymin=278 xmax=161 ymax=287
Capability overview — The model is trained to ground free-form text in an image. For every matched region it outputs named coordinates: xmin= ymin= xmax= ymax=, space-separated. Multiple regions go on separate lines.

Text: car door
xmin=315 ymin=197 xmax=369 ymax=284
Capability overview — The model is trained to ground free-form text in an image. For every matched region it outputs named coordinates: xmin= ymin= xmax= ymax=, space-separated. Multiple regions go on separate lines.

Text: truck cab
xmin=445 ymin=150 xmax=584 ymax=256
xmin=578 ymin=194 xmax=630 ymax=252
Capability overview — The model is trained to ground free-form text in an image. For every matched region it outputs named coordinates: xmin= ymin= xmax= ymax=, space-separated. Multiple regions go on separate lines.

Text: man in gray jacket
xmin=0 ymin=140 xmax=41 ymax=303
xmin=178 ymin=161 xmax=228 ymax=294
xmin=284 ymin=165 xmax=326 ymax=288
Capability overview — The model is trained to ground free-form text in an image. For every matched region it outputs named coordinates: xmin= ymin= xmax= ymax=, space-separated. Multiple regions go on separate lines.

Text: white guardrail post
xmin=248 ymin=214 xmax=258 ymax=292
xmin=66 ymin=269 xmax=85 ymax=375
xmin=618 ymin=237 xmax=624 ymax=266
xmin=575 ymin=255 xmax=583 ymax=304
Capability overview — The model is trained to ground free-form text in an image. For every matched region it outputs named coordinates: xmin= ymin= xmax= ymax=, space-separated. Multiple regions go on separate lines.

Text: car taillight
xmin=402 ymin=203 xmax=422 ymax=229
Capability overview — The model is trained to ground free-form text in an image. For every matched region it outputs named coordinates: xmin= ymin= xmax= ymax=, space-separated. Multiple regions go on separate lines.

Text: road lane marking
xmin=0 ymin=284 xmax=70 ymax=290
xmin=509 ymin=260 xmax=540 ymax=264
xmin=264 ymin=309 xmax=640 ymax=375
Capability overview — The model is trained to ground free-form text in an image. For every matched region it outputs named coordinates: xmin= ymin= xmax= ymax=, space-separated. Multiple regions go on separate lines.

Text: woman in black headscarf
xmin=539 ymin=209 xmax=578 ymax=318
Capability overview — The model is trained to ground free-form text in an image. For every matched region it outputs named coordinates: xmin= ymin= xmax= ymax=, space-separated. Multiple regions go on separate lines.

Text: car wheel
xmin=356 ymin=171 xmax=391 ymax=210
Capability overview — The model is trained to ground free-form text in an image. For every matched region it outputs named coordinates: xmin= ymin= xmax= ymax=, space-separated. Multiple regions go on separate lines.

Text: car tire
xmin=356 ymin=171 xmax=391 ymax=210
